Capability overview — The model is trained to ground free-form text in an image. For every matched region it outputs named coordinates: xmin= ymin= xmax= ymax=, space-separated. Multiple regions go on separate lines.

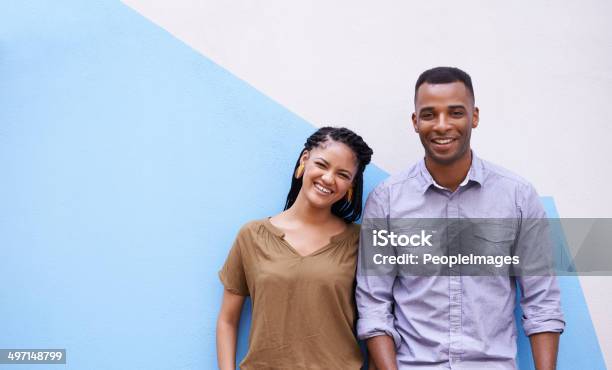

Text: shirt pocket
xmin=473 ymin=221 xmax=516 ymax=244
xmin=467 ymin=221 xmax=517 ymax=275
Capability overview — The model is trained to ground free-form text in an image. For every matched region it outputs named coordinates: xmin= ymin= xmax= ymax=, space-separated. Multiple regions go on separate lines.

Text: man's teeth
xmin=433 ymin=138 xmax=454 ymax=144
xmin=315 ymin=184 xmax=332 ymax=194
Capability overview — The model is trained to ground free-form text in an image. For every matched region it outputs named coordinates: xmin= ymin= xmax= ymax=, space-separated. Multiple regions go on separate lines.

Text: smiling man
xmin=356 ymin=67 xmax=565 ymax=370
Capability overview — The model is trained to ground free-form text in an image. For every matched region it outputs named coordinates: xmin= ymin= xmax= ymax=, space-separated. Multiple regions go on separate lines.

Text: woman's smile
xmin=314 ymin=182 xmax=333 ymax=195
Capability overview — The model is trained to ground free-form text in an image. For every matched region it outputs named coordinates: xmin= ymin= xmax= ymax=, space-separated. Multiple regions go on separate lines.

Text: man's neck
xmin=425 ymin=151 xmax=472 ymax=192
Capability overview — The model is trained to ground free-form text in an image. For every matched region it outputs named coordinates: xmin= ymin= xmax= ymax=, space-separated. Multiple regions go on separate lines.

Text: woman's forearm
xmin=216 ymin=290 xmax=245 ymax=370
xmin=216 ymin=319 xmax=239 ymax=370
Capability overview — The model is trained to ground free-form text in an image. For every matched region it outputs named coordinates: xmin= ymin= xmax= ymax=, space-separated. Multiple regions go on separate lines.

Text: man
xmin=356 ymin=67 xmax=564 ymax=370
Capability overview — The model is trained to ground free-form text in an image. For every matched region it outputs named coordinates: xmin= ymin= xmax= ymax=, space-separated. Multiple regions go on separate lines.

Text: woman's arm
xmin=216 ymin=289 xmax=246 ymax=370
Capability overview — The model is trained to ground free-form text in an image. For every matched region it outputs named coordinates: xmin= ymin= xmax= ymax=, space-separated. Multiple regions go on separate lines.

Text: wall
xmin=0 ymin=1 xmax=608 ymax=368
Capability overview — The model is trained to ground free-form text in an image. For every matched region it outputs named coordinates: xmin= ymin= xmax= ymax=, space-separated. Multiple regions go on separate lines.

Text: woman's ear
xmin=299 ymin=150 xmax=310 ymax=165
xmin=294 ymin=150 xmax=310 ymax=179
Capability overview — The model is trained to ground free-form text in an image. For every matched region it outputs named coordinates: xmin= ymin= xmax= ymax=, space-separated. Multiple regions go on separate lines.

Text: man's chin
xmin=426 ymin=146 xmax=471 ymax=166
xmin=428 ymin=152 xmax=460 ymax=165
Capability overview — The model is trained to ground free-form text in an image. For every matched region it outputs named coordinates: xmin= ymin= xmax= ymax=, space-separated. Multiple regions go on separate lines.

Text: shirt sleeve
xmin=355 ymin=186 xmax=402 ymax=348
xmin=515 ymin=183 xmax=565 ymax=336
xmin=218 ymin=226 xmax=250 ymax=296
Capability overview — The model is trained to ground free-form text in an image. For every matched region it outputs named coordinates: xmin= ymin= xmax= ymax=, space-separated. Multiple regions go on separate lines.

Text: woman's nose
xmin=321 ymin=171 xmax=334 ymax=184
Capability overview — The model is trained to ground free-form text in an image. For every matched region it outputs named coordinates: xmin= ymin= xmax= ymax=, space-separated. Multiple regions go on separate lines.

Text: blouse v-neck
xmin=263 ymin=217 xmax=358 ymax=258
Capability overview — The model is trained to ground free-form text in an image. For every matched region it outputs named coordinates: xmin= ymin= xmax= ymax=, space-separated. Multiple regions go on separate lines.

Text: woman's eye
xmin=315 ymin=162 xmax=326 ymax=168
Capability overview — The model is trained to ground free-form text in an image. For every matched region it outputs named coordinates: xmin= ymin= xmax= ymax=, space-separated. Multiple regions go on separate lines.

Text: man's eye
xmin=421 ymin=113 xmax=434 ymax=119
xmin=452 ymin=111 xmax=464 ymax=117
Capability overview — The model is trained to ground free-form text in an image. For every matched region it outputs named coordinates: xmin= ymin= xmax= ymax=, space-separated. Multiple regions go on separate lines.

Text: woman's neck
xmin=285 ymin=193 xmax=336 ymax=225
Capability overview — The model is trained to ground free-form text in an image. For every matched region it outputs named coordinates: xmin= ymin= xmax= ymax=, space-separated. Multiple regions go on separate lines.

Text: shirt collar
xmin=418 ymin=150 xmax=485 ymax=194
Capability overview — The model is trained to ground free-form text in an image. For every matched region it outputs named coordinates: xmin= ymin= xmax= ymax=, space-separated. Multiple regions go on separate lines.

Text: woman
xmin=216 ymin=127 xmax=373 ymax=369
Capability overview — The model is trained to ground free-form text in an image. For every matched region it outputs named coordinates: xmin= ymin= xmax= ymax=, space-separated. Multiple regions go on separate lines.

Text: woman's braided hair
xmin=284 ymin=127 xmax=373 ymax=223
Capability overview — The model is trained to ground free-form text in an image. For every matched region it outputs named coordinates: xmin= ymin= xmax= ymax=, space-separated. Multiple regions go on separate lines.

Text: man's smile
xmin=431 ymin=137 xmax=456 ymax=145
xmin=430 ymin=137 xmax=458 ymax=150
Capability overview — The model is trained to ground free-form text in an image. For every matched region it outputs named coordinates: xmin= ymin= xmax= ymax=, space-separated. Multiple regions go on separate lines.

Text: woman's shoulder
xmin=346 ymin=222 xmax=361 ymax=236
xmin=333 ymin=222 xmax=361 ymax=246
xmin=237 ymin=218 xmax=266 ymax=230
xmin=234 ymin=217 xmax=280 ymax=241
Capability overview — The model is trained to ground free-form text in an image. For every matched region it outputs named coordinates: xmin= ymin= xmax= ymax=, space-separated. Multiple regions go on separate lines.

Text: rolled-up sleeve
xmin=516 ymin=183 xmax=565 ymax=335
xmin=356 ymin=275 xmax=402 ymax=347
xmin=356 ymin=186 xmax=402 ymax=348
xmin=518 ymin=276 xmax=565 ymax=335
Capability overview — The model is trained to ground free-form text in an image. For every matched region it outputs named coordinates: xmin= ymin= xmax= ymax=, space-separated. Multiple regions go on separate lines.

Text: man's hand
xmin=529 ymin=332 xmax=560 ymax=370
xmin=366 ymin=335 xmax=398 ymax=370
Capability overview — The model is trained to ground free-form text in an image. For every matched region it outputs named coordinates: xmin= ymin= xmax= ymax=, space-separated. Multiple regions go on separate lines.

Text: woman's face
xmin=298 ymin=140 xmax=358 ymax=210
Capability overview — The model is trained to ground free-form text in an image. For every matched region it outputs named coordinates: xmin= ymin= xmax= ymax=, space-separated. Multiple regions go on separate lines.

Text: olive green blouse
xmin=219 ymin=218 xmax=363 ymax=370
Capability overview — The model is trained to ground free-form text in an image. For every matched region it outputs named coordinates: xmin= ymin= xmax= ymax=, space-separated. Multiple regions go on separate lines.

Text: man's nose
xmin=433 ymin=113 xmax=451 ymax=132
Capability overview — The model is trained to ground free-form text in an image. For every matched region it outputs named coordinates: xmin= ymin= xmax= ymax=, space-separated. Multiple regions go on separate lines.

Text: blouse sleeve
xmin=218 ymin=227 xmax=250 ymax=296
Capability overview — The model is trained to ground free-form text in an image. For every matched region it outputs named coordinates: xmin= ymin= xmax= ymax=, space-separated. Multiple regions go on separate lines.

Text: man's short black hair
xmin=414 ymin=67 xmax=475 ymax=103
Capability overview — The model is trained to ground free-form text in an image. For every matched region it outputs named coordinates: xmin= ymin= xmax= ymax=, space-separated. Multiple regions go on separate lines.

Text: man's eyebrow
xmin=448 ymin=105 xmax=466 ymax=110
xmin=419 ymin=106 xmax=434 ymax=113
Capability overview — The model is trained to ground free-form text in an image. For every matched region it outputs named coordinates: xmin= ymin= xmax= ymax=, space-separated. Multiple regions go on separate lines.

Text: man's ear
xmin=472 ymin=107 xmax=480 ymax=129
xmin=412 ymin=112 xmax=419 ymax=133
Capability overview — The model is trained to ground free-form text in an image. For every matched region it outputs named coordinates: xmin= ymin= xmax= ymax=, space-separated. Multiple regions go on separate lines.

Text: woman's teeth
xmin=314 ymin=183 xmax=332 ymax=194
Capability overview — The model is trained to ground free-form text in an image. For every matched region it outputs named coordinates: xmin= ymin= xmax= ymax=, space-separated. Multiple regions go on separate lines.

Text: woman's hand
xmin=216 ymin=289 xmax=246 ymax=370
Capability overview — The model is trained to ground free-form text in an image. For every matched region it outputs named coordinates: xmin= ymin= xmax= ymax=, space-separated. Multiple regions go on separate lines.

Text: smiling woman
xmin=216 ymin=127 xmax=373 ymax=370
xmin=284 ymin=127 xmax=373 ymax=223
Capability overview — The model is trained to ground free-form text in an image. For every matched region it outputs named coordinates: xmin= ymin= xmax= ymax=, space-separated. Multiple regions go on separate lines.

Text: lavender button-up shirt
xmin=356 ymin=153 xmax=565 ymax=370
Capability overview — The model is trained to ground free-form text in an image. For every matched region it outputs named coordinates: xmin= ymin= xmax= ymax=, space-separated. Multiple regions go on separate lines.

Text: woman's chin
xmin=305 ymin=193 xmax=337 ymax=210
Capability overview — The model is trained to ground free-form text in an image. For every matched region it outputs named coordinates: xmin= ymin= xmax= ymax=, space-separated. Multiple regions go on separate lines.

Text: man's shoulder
xmin=479 ymin=157 xmax=534 ymax=190
xmin=371 ymin=162 xmax=422 ymax=194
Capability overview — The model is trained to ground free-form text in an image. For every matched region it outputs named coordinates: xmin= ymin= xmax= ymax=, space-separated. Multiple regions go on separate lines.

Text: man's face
xmin=412 ymin=82 xmax=479 ymax=165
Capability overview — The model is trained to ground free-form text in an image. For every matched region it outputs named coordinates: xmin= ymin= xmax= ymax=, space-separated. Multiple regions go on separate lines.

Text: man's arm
xmin=356 ymin=186 xmax=400 ymax=369
xmin=529 ymin=332 xmax=560 ymax=370
xmin=516 ymin=183 xmax=565 ymax=369
xmin=367 ymin=335 xmax=398 ymax=370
